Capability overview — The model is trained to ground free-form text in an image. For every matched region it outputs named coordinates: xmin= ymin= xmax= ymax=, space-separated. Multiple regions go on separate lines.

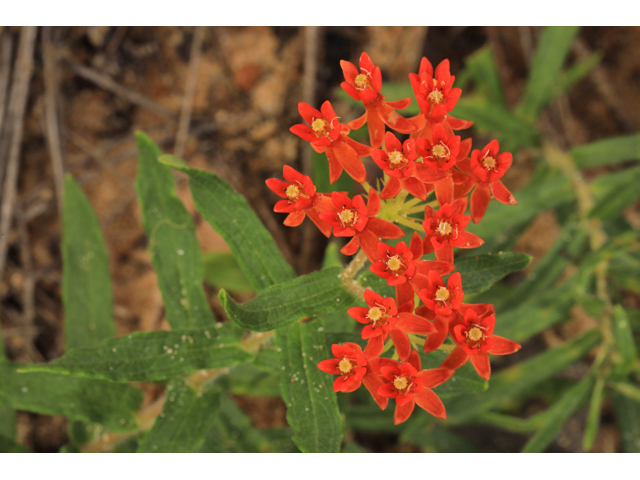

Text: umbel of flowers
xmin=267 ymin=52 xmax=520 ymax=425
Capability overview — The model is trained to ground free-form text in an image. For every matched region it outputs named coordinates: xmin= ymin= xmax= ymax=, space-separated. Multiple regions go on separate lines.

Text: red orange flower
xmin=417 ymin=271 xmax=464 ymax=317
xmin=348 ymin=289 xmax=436 ymax=361
xmin=290 ymin=101 xmax=372 ymax=184
xmin=265 ymin=165 xmax=333 ymax=237
xmin=455 ymin=139 xmax=518 ymax=223
xmin=376 ymin=350 xmax=454 ymax=424
xmin=422 ymin=197 xmax=484 ymax=264
xmin=441 ymin=308 xmax=521 ymax=380
xmin=317 ymin=342 xmax=395 ymax=409
xmin=318 ymin=188 xmax=404 ymax=261
xmin=341 ymin=52 xmax=424 ymax=148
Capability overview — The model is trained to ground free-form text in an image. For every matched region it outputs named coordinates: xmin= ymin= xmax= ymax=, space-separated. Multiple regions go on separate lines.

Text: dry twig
xmin=0 ymin=26 xmax=37 ymax=280
xmin=174 ymin=26 xmax=206 ymax=159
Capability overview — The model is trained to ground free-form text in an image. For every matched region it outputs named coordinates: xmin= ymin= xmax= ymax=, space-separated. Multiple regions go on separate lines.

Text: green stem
xmin=394 ymin=215 xmax=425 ymax=233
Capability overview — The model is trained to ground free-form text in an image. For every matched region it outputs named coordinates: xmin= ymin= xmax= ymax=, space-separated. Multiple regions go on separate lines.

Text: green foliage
xmin=159 ymin=154 xmax=296 ymax=290
xmin=521 ymin=375 xmax=594 ymax=453
xmin=220 ymin=266 xmax=356 ymax=332
xmin=613 ymin=391 xmax=640 ymax=453
xmin=21 ymin=325 xmax=251 ymax=382
xmin=202 ymin=251 xmax=254 ymax=293
xmin=138 ymin=380 xmax=221 ymax=453
xmin=62 ymin=175 xmax=115 ymax=349
xmin=0 ymin=363 xmax=142 ymax=432
xmin=275 ymin=319 xmax=343 ymax=453
xmin=572 ymin=133 xmax=640 ymax=168
xmin=135 ymin=133 xmax=215 ymax=329
xmin=612 ymin=306 xmax=637 ymax=378
xmin=517 ymin=26 xmax=581 ymax=120
xmin=454 ymin=252 xmax=531 ymax=296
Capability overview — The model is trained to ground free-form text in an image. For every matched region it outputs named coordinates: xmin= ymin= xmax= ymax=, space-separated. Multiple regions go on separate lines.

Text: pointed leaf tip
xmin=159 ymin=154 xmax=189 ymax=169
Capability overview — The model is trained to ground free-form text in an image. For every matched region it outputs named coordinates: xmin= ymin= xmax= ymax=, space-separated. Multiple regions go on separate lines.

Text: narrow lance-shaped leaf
xmin=521 ymin=375 xmax=595 ymax=453
xmin=0 ymin=363 xmax=142 ymax=432
xmin=612 ymin=305 xmax=637 ymax=378
xmin=275 ymin=319 xmax=343 ymax=453
xmin=445 ymin=329 xmax=601 ymax=424
xmin=220 ymin=266 xmax=356 ymax=332
xmin=159 ymin=155 xmax=296 ymax=290
xmin=572 ymin=133 xmax=640 ymax=168
xmin=202 ymin=252 xmax=255 ymax=293
xmin=138 ymin=379 xmax=221 ymax=453
xmin=21 ymin=325 xmax=252 ymax=383
xmin=454 ymin=252 xmax=532 ymax=296
xmin=589 ymin=164 xmax=640 ymax=220
xmin=583 ymin=376 xmax=605 ymax=451
xmin=200 ymin=394 xmax=268 ymax=453
xmin=517 ymin=26 xmax=581 ymax=120
xmin=62 ymin=175 xmax=115 ymax=349
xmin=135 ymin=132 xmax=215 ymax=329
xmin=613 ymin=391 xmax=640 ymax=453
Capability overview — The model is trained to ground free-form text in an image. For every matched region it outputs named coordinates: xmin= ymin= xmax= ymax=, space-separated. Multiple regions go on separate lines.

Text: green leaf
xmin=404 ymin=426 xmax=479 ymax=453
xmin=202 ymin=252 xmax=255 ymax=293
xmin=0 ymin=401 xmax=15 ymax=440
xmin=589 ymin=165 xmax=640 ymax=219
xmin=494 ymin=283 xmax=575 ymax=342
xmin=200 ymin=394 xmax=268 ymax=452
xmin=445 ymin=329 xmax=601 ymax=424
xmin=274 ymin=319 xmax=342 ymax=453
xmin=135 ymin=132 xmax=215 ymax=329
xmin=0 ymin=434 xmax=29 ymax=453
xmin=0 ymin=362 xmax=142 ymax=432
xmin=552 ymin=52 xmax=601 ymax=106
xmin=517 ymin=26 xmax=581 ymax=120
xmin=613 ymin=391 xmax=640 ymax=453
xmin=467 ymin=167 xmax=573 ymax=241
xmin=159 ymin=157 xmax=295 ymax=291
xmin=572 ymin=133 xmax=640 ymax=168
xmin=138 ymin=380 xmax=221 ymax=453
xmin=214 ymin=363 xmax=281 ymax=397
xmin=521 ymin=374 xmax=594 ymax=453
xmin=451 ymin=98 xmax=539 ymax=151
xmin=62 ymin=175 xmax=115 ymax=349
xmin=219 ymin=266 xmax=355 ymax=332
xmin=612 ymin=306 xmax=637 ymax=378
xmin=460 ymin=46 xmax=507 ymax=107
xmin=454 ymin=252 xmax=532 ymax=296
xmin=583 ymin=376 xmax=605 ymax=451
xmin=419 ymin=349 xmax=488 ymax=397
xmin=20 ymin=325 xmax=252 ymax=382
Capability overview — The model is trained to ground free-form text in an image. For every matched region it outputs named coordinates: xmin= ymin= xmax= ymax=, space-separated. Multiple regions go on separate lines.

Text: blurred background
xmin=0 ymin=26 xmax=639 ymax=452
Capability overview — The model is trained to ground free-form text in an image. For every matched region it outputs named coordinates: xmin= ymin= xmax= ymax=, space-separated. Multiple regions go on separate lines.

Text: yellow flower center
xmin=435 ymin=287 xmax=450 ymax=302
xmin=368 ymin=306 xmax=383 ymax=323
xmin=311 ymin=118 xmax=330 ymax=138
xmin=387 ymin=255 xmax=403 ymax=272
xmin=436 ymin=220 xmax=453 ymax=237
xmin=432 ymin=143 xmax=450 ymax=160
xmin=285 ymin=184 xmax=300 ymax=200
xmin=467 ymin=327 xmax=483 ymax=343
xmin=387 ymin=151 xmax=407 ymax=170
xmin=394 ymin=376 xmax=409 ymax=391
xmin=355 ymin=73 xmax=370 ymax=91
xmin=339 ymin=358 xmax=353 ymax=374
xmin=428 ymin=89 xmax=444 ymax=105
xmin=482 ymin=156 xmax=497 ymax=170
xmin=339 ymin=209 xmax=356 ymax=227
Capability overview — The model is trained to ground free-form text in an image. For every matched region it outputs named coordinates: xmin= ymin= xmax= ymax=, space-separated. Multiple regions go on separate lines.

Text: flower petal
xmin=394 ymin=399 xmax=415 ymax=425
xmin=488 ymin=335 xmax=521 ymax=355
xmin=440 ymin=345 xmax=469 ymax=370
xmin=414 ymin=388 xmax=447 ymax=419
xmin=470 ymin=351 xmax=491 ymax=380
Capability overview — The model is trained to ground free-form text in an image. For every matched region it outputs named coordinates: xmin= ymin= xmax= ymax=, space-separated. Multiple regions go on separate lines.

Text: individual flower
xmin=377 ymin=350 xmax=454 ymax=424
xmin=409 ymin=57 xmax=472 ymax=138
xmin=372 ymin=132 xmax=428 ymax=200
xmin=422 ymin=197 xmax=484 ymax=264
xmin=415 ymin=124 xmax=471 ymax=206
xmin=454 ymin=139 xmax=517 ymax=223
xmin=348 ymin=289 xmax=436 ymax=361
xmin=265 ymin=165 xmax=333 ymax=237
xmin=369 ymin=232 xmax=454 ymax=307
xmin=441 ymin=308 xmax=521 ymax=380
xmin=317 ymin=342 xmax=395 ymax=409
xmin=341 ymin=52 xmax=424 ymax=148
xmin=318 ymin=188 xmax=404 ymax=261
xmin=290 ymin=101 xmax=372 ymax=184
xmin=417 ymin=271 xmax=464 ymax=317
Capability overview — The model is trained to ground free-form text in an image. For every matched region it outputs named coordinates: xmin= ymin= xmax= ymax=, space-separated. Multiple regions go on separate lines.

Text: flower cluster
xmin=267 ymin=53 xmax=521 ymax=424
